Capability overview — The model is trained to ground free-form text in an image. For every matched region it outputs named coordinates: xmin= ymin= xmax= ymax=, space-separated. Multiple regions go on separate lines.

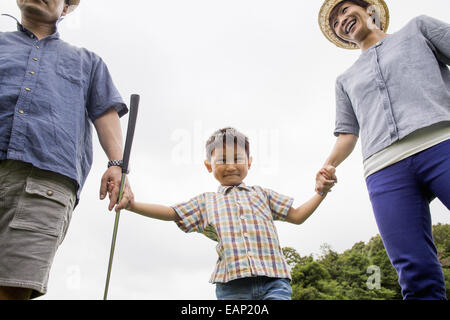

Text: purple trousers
xmin=366 ymin=139 xmax=449 ymax=300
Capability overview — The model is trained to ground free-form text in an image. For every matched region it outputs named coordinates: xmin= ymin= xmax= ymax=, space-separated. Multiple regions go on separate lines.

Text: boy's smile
xmin=204 ymin=145 xmax=252 ymax=186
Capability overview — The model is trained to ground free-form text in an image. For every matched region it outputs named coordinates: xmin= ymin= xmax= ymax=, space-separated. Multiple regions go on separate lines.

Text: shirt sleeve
xmin=334 ymin=79 xmax=360 ymax=137
xmin=172 ymin=194 xmax=206 ymax=233
xmin=416 ymin=15 xmax=450 ymax=65
xmin=86 ymin=56 xmax=128 ymax=122
xmin=263 ymin=188 xmax=294 ymax=222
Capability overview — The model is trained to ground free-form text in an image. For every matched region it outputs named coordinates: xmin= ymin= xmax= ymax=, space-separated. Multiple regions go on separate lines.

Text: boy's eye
xmin=215 ymin=157 xmax=246 ymax=164
xmin=334 ymin=21 xmax=338 ymax=29
xmin=343 ymin=7 xmax=348 ymax=14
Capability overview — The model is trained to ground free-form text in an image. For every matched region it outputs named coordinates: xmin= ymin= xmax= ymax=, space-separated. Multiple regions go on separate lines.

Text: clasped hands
xmin=99 ymin=166 xmax=134 ymax=212
xmin=315 ymin=165 xmax=338 ymax=197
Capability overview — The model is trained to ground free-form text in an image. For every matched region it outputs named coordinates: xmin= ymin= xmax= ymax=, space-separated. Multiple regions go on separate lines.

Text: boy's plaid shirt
xmin=171 ymin=183 xmax=294 ymax=283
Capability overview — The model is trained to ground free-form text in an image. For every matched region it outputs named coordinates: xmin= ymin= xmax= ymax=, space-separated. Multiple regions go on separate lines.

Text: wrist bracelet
xmin=108 ymin=160 xmax=123 ymax=168
xmin=107 ymin=160 xmax=130 ymax=174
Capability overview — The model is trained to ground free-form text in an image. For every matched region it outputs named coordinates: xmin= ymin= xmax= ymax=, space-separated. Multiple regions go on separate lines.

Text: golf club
xmin=103 ymin=94 xmax=140 ymax=300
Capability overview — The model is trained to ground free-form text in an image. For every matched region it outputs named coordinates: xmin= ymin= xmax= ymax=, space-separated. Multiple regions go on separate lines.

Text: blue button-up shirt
xmin=334 ymin=15 xmax=450 ymax=161
xmin=0 ymin=16 xmax=128 ymax=202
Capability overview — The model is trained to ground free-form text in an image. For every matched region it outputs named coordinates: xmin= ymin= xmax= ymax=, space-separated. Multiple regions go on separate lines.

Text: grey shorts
xmin=0 ymin=160 xmax=76 ymax=298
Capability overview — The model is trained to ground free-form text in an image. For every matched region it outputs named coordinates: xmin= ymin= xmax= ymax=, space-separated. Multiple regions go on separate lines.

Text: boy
xmin=123 ymin=127 xmax=334 ymax=300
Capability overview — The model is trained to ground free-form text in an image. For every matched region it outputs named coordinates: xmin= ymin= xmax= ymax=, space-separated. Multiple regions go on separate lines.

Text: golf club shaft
xmin=103 ymin=173 xmax=127 ymax=300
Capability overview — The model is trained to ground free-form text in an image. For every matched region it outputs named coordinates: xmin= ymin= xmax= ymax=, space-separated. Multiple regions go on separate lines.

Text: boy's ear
xmin=204 ymin=160 xmax=213 ymax=173
xmin=248 ymin=156 xmax=253 ymax=169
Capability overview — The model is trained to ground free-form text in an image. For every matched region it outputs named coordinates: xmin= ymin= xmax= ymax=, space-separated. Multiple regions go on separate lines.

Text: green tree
xmin=433 ymin=224 xmax=450 ymax=299
xmin=287 ymin=224 xmax=449 ymax=300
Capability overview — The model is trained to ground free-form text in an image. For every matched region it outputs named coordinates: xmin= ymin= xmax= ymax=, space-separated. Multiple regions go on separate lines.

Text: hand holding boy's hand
xmin=315 ymin=165 xmax=337 ymax=196
xmin=99 ymin=166 xmax=134 ymax=211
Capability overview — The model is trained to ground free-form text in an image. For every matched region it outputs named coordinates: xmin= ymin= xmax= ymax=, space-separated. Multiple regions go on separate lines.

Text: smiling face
xmin=204 ymin=143 xmax=252 ymax=187
xmin=17 ymin=0 xmax=69 ymax=23
xmin=329 ymin=1 xmax=378 ymax=46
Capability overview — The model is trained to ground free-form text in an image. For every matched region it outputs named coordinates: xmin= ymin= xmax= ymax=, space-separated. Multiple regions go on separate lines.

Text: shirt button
xmin=32 ymin=58 xmax=38 ymax=61
xmin=25 ymin=88 xmax=31 ymax=92
xmin=47 ymin=190 xmax=54 ymax=197
xmin=18 ymin=110 xmax=25 ymax=114
xmin=36 ymin=45 xmax=40 ymax=49
xmin=29 ymin=71 xmax=35 ymax=75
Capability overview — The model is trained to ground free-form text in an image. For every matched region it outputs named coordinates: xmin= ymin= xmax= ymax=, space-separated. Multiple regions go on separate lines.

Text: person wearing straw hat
xmin=315 ymin=0 xmax=449 ymax=300
xmin=0 ymin=0 xmax=134 ymax=299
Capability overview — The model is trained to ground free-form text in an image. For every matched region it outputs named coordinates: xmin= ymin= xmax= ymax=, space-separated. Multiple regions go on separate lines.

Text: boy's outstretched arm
xmin=285 ymin=193 xmax=327 ymax=225
xmin=107 ymin=181 xmax=179 ymax=221
xmin=128 ymin=202 xmax=179 ymax=221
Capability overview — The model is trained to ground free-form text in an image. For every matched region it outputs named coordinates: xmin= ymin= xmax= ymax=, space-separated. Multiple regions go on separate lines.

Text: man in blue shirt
xmin=0 ymin=0 xmax=134 ymax=299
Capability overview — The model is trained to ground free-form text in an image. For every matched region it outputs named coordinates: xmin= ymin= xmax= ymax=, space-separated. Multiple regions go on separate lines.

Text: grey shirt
xmin=334 ymin=15 xmax=450 ymax=161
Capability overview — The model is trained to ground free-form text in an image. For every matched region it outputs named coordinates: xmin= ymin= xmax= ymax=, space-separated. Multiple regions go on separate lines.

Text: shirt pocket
xmin=56 ymin=48 xmax=84 ymax=86
xmin=9 ymin=176 xmax=73 ymax=237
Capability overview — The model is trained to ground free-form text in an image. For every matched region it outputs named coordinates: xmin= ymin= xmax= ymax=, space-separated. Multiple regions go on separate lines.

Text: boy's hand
xmin=100 ymin=166 xmax=134 ymax=211
xmin=106 ymin=181 xmax=135 ymax=211
xmin=315 ymin=165 xmax=337 ymax=196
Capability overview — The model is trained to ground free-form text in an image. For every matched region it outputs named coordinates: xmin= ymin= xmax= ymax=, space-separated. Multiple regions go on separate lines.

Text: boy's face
xmin=204 ymin=144 xmax=252 ymax=186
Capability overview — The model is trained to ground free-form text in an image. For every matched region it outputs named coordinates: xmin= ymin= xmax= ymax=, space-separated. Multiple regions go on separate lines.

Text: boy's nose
xmin=224 ymin=163 xmax=239 ymax=171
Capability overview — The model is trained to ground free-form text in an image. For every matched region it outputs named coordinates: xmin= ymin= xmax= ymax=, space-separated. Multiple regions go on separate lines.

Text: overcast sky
xmin=1 ymin=0 xmax=449 ymax=300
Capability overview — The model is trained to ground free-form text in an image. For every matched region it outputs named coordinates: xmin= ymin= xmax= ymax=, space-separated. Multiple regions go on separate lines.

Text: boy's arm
xmin=285 ymin=193 xmax=326 ymax=225
xmin=127 ymin=202 xmax=179 ymax=221
xmin=106 ymin=181 xmax=179 ymax=221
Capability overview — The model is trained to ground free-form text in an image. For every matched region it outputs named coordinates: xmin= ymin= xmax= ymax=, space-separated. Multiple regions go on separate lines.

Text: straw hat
xmin=66 ymin=0 xmax=80 ymax=14
xmin=318 ymin=0 xmax=390 ymax=50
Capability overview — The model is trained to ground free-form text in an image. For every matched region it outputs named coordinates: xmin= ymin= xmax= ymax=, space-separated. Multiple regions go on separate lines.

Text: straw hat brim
xmin=66 ymin=0 xmax=80 ymax=14
xmin=318 ymin=0 xmax=390 ymax=50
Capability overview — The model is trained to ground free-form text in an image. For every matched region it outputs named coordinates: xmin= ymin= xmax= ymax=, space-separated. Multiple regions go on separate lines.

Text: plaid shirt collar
xmin=217 ymin=183 xmax=252 ymax=195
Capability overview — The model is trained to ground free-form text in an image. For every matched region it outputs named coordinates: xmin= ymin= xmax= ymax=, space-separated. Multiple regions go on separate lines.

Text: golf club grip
xmin=122 ymin=94 xmax=140 ymax=173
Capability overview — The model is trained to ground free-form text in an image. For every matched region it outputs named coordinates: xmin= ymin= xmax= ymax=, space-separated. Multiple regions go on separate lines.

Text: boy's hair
xmin=205 ymin=127 xmax=250 ymax=162
xmin=329 ymin=0 xmax=384 ymax=43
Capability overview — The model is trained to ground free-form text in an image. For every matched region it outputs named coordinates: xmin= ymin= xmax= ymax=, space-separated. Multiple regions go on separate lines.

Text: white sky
xmin=1 ymin=0 xmax=449 ymax=300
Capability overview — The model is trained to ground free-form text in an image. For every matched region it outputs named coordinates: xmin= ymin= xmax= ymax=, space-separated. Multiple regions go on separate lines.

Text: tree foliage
xmin=284 ymin=223 xmax=450 ymax=300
